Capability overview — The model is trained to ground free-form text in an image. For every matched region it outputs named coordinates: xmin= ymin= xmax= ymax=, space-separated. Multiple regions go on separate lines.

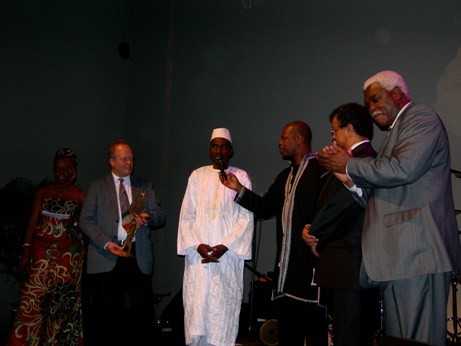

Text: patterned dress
xmin=8 ymin=197 xmax=84 ymax=346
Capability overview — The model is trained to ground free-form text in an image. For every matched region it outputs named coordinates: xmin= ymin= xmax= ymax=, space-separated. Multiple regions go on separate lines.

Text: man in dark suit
xmin=220 ymin=121 xmax=327 ymax=346
xmin=80 ymin=139 xmax=166 ymax=346
xmin=319 ymin=70 xmax=461 ymax=346
xmin=303 ymin=103 xmax=377 ymax=346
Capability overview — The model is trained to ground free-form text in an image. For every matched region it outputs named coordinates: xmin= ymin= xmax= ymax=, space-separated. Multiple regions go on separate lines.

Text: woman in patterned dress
xmin=8 ymin=148 xmax=85 ymax=346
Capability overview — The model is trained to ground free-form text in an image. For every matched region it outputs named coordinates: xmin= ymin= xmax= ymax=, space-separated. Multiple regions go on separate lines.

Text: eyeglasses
xmin=112 ymin=156 xmax=133 ymax=162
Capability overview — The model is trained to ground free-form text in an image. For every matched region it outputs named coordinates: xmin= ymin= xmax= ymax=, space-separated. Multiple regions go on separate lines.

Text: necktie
xmin=119 ymin=178 xmax=130 ymax=216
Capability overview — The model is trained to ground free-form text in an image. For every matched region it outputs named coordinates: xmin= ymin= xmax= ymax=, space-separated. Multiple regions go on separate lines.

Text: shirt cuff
xmin=344 ymin=161 xmax=362 ymax=197
xmin=346 ymin=184 xmax=363 ymax=198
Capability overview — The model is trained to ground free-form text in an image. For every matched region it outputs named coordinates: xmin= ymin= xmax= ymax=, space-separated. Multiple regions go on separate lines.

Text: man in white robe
xmin=178 ymin=128 xmax=254 ymax=346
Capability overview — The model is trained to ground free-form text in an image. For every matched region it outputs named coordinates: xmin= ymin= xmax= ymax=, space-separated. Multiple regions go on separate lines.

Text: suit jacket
xmin=348 ymin=104 xmax=461 ymax=281
xmin=310 ymin=141 xmax=376 ymax=288
xmin=237 ymin=158 xmax=322 ymax=301
xmin=80 ymin=175 xmax=166 ymax=274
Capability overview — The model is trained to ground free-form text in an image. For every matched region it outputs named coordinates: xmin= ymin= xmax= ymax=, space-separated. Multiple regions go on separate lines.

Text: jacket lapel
xmin=105 ymin=175 xmax=118 ymax=211
xmin=105 ymin=175 xmax=120 ymax=240
xmin=379 ymin=104 xmax=412 ymax=158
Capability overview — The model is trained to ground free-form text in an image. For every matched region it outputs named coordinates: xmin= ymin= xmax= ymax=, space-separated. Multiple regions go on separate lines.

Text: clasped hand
xmin=197 ymin=244 xmax=228 ymax=263
xmin=134 ymin=211 xmax=151 ymax=228
xmin=105 ymin=241 xmax=130 ymax=257
xmin=317 ymin=143 xmax=349 ymax=174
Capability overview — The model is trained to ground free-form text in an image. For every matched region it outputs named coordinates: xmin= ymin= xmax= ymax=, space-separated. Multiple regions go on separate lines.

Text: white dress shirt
xmin=112 ymin=173 xmax=133 ymax=242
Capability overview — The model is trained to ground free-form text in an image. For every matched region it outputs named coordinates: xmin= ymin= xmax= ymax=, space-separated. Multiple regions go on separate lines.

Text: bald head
xmin=284 ymin=121 xmax=312 ymax=147
xmin=278 ymin=121 xmax=312 ymax=164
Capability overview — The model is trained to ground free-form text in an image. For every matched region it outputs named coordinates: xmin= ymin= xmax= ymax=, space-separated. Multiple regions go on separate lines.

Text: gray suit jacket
xmin=348 ymin=103 xmax=461 ymax=281
xmin=80 ymin=175 xmax=166 ymax=274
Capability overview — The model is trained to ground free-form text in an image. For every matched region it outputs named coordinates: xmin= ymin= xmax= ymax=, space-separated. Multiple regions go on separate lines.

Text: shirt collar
xmin=349 ymin=139 xmax=370 ymax=153
xmin=112 ymin=172 xmax=131 ymax=185
xmin=389 ymin=102 xmax=412 ymax=130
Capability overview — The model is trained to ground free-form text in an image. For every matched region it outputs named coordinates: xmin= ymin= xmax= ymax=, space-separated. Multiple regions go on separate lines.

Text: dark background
xmin=1 ymin=0 xmax=461 ymax=317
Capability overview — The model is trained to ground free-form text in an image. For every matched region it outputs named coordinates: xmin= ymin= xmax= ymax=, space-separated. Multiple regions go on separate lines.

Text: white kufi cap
xmin=210 ymin=128 xmax=232 ymax=143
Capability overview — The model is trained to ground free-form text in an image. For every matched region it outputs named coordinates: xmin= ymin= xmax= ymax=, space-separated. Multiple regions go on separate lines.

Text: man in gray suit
xmin=80 ymin=139 xmax=166 ymax=346
xmin=318 ymin=70 xmax=461 ymax=346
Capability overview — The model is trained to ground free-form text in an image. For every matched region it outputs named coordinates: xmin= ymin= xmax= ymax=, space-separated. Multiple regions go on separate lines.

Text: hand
xmin=134 ymin=212 xmax=151 ymax=228
xmin=302 ymin=225 xmax=320 ymax=257
xmin=219 ymin=173 xmax=242 ymax=192
xmin=197 ymin=243 xmax=213 ymax=258
xmin=201 ymin=256 xmax=219 ymax=263
xmin=318 ymin=143 xmax=349 ymax=173
xmin=333 ymin=172 xmax=353 ymax=187
xmin=210 ymin=244 xmax=228 ymax=259
xmin=105 ymin=241 xmax=130 ymax=257
xmin=197 ymin=244 xmax=219 ymax=263
xmin=256 ymin=275 xmax=273 ymax=284
xmin=320 ymin=144 xmax=338 ymax=155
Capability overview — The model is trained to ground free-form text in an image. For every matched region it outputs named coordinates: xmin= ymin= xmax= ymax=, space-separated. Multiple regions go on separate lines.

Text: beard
xmin=279 ymin=151 xmax=293 ymax=161
xmin=212 ymin=157 xmax=229 ymax=169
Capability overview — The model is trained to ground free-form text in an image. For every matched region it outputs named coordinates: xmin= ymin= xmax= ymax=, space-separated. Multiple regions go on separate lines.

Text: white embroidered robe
xmin=177 ymin=165 xmax=253 ymax=346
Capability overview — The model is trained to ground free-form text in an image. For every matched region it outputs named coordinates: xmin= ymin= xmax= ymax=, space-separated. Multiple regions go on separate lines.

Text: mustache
xmin=213 ymin=156 xmax=227 ymax=165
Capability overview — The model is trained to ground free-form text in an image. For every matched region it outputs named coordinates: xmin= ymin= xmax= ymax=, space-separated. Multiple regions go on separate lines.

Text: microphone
xmin=216 ymin=157 xmax=227 ymax=179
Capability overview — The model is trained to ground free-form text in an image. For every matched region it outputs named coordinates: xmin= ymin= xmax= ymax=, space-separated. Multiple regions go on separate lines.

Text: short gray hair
xmin=363 ymin=70 xmax=411 ymax=98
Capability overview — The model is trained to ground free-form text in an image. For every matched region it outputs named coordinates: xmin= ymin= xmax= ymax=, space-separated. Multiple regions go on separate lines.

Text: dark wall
xmin=1 ymin=0 xmax=461 ymax=313
xmin=0 ymin=0 xmax=169 ymax=186
xmin=0 ymin=0 xmax=135 ymax=185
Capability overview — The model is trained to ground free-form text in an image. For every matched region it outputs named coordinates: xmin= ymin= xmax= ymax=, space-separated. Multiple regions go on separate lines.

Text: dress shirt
xmin=112 ymin=173 xmax=133 ymax=242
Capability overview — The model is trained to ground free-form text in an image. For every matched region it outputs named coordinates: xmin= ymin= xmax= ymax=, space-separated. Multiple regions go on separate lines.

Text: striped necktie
xmin=119 ymin=178 xmax=130 ymax=216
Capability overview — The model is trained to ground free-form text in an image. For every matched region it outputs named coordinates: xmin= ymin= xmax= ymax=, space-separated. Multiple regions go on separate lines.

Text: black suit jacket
xmin=310 ymin=141 xmax=376 ymax=288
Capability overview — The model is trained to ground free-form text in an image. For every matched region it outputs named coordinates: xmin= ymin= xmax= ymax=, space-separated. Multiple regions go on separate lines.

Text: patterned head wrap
xmin=54 ymin=148 xmax=78 ymax=167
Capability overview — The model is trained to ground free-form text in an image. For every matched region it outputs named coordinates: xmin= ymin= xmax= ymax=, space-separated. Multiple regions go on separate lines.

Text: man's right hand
xmin=302 ymin=225 xmax=320 ymax=257
xmin=197 ymin=243 xmax=219 ymax=263
xmin=219 ymin=173 xmax=242 ymax=192
xmin=105 ymin=241 xmax=130 ymax=257
xmin=318 ymin=143 xmax=349 ymax=174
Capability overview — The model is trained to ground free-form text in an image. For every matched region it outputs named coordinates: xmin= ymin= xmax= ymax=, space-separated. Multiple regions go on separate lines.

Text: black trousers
xmin=277 ymin=297 xmax=328 ymax=346
xmin=324 ymin=287 xmax=378 ymax=346
xmin=83 ymin=256 xmax=154 ymax=346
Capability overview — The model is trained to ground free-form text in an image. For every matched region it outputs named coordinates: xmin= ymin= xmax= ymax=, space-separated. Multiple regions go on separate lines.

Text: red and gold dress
xmin=8 ymin=197 xmax=84 ymax=346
